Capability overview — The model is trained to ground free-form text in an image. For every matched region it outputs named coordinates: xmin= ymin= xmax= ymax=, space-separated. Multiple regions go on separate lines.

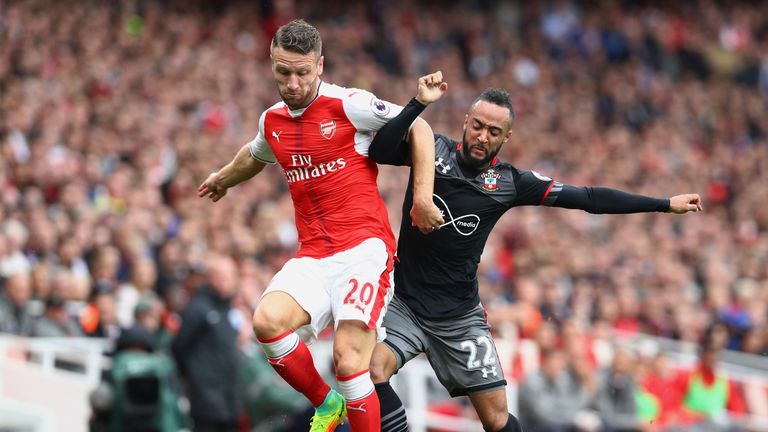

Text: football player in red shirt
xmin=198 ymin=19 xmax=445 ymax=432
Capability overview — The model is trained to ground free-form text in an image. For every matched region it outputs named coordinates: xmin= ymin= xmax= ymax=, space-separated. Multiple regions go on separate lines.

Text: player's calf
xmin=471 ymin=387 xmax=515 ymax=432
xmin=376 ymin=381 xmax=409 ymax=432
xmin=254 ymin=294 xmax=330 ymax=408
xmin=257 ymin=330 xmax=331 ymax=408
xmin=334 ymin=320 xmax=381 ymax=431
xmin=337 ymin=369 xmax=380 ymax=432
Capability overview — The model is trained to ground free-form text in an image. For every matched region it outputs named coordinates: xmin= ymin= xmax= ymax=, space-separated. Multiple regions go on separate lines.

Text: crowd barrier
xmin=0 ymin=333 xmax=766 ymax=432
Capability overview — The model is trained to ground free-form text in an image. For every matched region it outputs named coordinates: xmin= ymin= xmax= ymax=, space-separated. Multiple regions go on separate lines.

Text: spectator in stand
xmin=0 ymin=270 xmax=34 ymax=336
xmin=592 ymin=347 xmax=645 ymax=432
xmin=560 ymin=319 xmax=598 ymax=374
xmin=677 ymin=338 xmax=749 ymax=430
xmin=0 ymin=221 xmax=31 ymax=279
xmin=740 ymin=326 xmax=767 ymax=356
xmin=88 ymin=246 xmax=121 ymax=296
xmin=115 ymin=255 xmax=158 ymax=328
xmin=133 ymin=294 xmax=173 ymax=353
xmin=638 ymin=351 xmax=697 ymax=429
xmin=171 ymin=254 xmax=241 ymax=432
xmin=55 ymin=234 xmax=91 ymax=297
xmin=518 ymin=347 xmax=596 ymax=432
xmin=80 ymin=281 xmax=121 ymax=341
xmin=31 ymin=294 xmax=83 ymax=337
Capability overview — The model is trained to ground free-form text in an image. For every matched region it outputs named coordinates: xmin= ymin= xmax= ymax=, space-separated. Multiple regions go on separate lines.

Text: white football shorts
xmin=262 ymin=237 xmax=394 ymax=343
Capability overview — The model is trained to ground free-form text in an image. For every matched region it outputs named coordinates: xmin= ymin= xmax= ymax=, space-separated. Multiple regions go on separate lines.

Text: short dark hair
xmin=271 ymin=19 xmax=322 ymax=56
xmin=472 ymin=88 xmax=516 ymax=126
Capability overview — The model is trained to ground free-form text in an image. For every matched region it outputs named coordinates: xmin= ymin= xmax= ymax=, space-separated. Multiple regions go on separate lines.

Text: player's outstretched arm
xmin=546 ymin=184 xmax=702 ymax=215
xmin=198 ymin=143 xmax=266 ymax=202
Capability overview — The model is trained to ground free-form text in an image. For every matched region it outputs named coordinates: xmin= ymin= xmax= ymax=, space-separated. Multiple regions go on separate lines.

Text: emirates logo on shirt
xmin=285 ymin=153 xmax=347 ymax=183
xmin=319 ymin=119 xmax=336 ymax=140
xmin=481 ymin=169 xmax=501 ymax=192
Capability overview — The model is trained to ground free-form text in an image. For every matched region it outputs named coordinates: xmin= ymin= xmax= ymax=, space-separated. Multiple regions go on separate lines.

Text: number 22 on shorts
xmin=461 ymin=336 xmax=496 ymax=369
xmin=343 ymin=278 xmax=375 ymax=312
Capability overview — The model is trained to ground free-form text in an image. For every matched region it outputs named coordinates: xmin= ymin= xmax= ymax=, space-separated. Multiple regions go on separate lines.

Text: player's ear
xmin=463 ymin=114 xmax=468 ymax=129
xmin=317 ymin=55 xmax=324 ymax=75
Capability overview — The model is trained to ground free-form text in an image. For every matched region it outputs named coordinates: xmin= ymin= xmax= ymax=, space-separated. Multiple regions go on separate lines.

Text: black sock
xmin=485 ymin=413 xmax=522 ymax=432
xmin=375 ymin=382 xmax=409 ymax=432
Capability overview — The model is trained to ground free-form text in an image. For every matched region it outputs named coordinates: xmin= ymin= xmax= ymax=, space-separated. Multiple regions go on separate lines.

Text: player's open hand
xmin=415 ymin=71 xmax=448 ymax=106
xmin=411 ymin=197 xmax=445 ymax=235
xmin=198 ymin=172 xmax=228 ymax=202
xmin=668 ymin=193 xmax=702 ymax=214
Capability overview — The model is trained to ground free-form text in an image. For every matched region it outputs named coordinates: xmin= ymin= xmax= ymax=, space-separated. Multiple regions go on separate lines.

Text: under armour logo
xmin=481 ymin=367 xmax=497 ymax=378
xmin=435 ymin=157 xmax=451 ymax=174
xmin=268 ymin=357 xmax=286 ymax=368
xmin=272 ymin=131 xmax=282 ymax=143
xmin=347 ymin=402 xmax=367 ymax=413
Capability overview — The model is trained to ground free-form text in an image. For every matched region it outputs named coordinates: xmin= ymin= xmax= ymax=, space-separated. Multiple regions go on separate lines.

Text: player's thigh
xmin=379 ymin=295 xmax=429 ymax=371
xmin=424 ymin=306 xmax=506 ymax=397
xmin=329 ymin=238 xmax=394 ymax=333
xmin=371 ymin=296 xmax=428 ymax=382
xmin=468 ymin=388 xmax=509 ymax=429
xmin=256 ymin=256 xmax=332 ymax=341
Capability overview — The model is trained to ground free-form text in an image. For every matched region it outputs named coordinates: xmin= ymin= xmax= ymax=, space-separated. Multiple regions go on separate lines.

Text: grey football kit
xmin=369 ymin=97 xmax=670 ymax=432
xmin=371 ymin=128 xmax=668 ymax=397
xmin=381 ymin=133 xmax=556 ymax=396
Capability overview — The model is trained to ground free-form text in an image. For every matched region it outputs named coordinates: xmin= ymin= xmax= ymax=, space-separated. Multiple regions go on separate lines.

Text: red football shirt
xmin=249 ymin=82 xmax=403 ymax=258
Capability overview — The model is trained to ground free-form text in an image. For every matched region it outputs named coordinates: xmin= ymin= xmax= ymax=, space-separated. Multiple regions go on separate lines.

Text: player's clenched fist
xmin=198 ymin=172 xmax=228 ymax=202
xmin=410 ymin=197 xmax=445 ymax=235
xmin=415 ymin=71 xmax=448 ymax=106
xmin=668 ymin=193 xmax=703 ymax=214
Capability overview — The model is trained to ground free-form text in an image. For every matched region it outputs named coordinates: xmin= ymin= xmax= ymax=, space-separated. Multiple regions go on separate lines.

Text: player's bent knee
xmin=252 ymin=306 xmax=295 ymax=339
xmin=368 ymin=359 xmax=391 ymax=383
xmin=333 ymin=347 xmax=369 ymax=376
xmin=252 ymin=308 xmax=280 ymax=339
xmin=252 ymin=293 xmax=310 ymax=339
xmin=370 ymin=359 xmax=392 ymax=384
xmin=369 ymin=345 xmax=397 ymax=383
xmin=333 ymin=320 xmax=377 ymax=375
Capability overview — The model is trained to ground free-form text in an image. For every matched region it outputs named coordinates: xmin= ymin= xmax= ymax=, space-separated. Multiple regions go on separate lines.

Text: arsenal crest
xmin=481 ymin=169 xmax=501 ymax=191
xmin=319 ymin=119 xmax=336 ymax=139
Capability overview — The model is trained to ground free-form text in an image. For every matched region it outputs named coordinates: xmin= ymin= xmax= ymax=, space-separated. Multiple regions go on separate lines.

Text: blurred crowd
xmin=1 ymin=0 xmax=767 ymax=430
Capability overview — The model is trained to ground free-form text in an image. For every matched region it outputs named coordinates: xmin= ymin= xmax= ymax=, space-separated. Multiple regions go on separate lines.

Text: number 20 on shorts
xmin=344 ymin=278 xmax=375 ymax=312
